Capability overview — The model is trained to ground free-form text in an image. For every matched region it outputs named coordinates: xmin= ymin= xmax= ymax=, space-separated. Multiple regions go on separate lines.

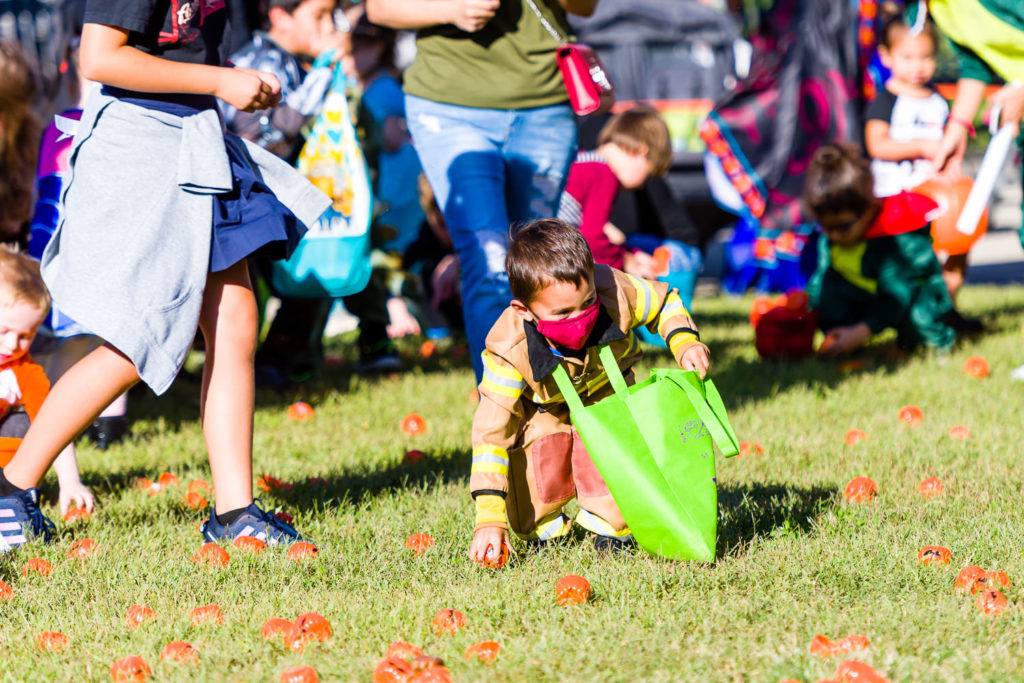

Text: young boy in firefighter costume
xmin=467 ymin=219 xmax=711 ymax=562
xmin=803 ymin=143 xmax=956 ymax=355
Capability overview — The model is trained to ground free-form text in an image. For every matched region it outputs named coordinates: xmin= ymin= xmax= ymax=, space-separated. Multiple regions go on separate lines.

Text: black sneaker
xmin=199 ymin=501 xmax=310 ymax=547
xmin=0 ymin=487 xmax=56 ymax=552
xmin=593 ymin=534 xmax=637 ymax=554
xmin=943 ymin=309 xmax=985 ymax=335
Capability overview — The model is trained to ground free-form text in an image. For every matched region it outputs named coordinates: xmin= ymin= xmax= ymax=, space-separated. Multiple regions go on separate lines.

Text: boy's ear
xmin=510 ymin=299 xmax=534 ymax=322
xmin=267 ymin=6 xmax=291 ymax=29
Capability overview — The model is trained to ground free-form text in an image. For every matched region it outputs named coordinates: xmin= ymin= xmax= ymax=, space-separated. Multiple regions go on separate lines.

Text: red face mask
xmin=534 ymin=302 xmax=601 ymax=350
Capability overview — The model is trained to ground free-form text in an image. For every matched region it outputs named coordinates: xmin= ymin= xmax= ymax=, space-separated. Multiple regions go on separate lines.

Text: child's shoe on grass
xmin=0 ymin=488 xmax=56 ymax=553
xmin=199 ymin=501 xmax=311 ymax=547
xmin=593 ymin=534 xmax=637 ymax=554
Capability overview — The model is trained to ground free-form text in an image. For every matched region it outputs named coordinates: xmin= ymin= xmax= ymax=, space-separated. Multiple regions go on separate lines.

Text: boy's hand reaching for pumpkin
xmin=680 ymin=343 xmax=711 ymax=379
xmin=469 ymin=526 xmax=509 ymax=565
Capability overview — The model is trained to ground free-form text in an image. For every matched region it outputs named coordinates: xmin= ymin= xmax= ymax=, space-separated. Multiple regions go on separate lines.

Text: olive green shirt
xmin=403 ymin=0 xmax=571 ymax=110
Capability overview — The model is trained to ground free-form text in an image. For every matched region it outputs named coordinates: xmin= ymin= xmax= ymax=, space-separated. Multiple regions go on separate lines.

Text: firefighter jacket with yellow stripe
xmin=469 ymin=265 xmax=705 ymax=527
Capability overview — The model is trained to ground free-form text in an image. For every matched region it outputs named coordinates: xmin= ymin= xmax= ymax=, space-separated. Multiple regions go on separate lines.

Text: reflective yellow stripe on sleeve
xmin=475 ymin=494 xmax=507 ymax=527
xmin=657 ymin=291 xmax=691 ymax=337
xmin=625 ymin=274 xmax=657 ymax=327
xmin=480 ymin=352 xmax=525 ymax=399
xmin=472 ymin=444 xmax=509 ymax=476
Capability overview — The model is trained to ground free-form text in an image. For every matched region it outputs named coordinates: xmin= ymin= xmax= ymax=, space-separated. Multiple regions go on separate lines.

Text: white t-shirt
xmin=866 ymin=88 xmax=949 ymax=197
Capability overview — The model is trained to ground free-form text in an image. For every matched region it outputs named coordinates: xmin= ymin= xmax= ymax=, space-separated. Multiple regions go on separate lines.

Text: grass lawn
xmin=2 ymin=285 xmax=1024 ymax=682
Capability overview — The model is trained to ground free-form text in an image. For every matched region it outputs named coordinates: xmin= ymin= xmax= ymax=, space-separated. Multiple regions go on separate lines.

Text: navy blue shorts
xmin=105 ymin=88 xmax=306 ymax=273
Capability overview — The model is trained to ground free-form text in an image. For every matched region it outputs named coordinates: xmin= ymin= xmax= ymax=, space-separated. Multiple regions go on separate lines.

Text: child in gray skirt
xmin=0 ymin=0 xmax=330 ymax=552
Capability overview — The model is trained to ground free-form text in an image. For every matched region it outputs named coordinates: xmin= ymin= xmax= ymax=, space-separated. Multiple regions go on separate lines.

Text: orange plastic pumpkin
xmin=134 ymin=477 xmax=153 ymax=491
xmin=283 ymin=629 xmax=314 ymax=653
xmin=835 ymin=659 xmax=887 ymax=682
xmin=374 ymin=657 xmax=414 ymax=683
xmin=68 ymin=538 xmax=97 ymax=560
xmin=432 ymin=608 xmax=466 ymax=635
xmin=294 ymin=612 xmax=332 ymax=641
xmin=976 ymin=588 xmax=1008 ymax=616
xmin=0 ymin=580 xmax=11 ymax=600
xmin=405 ymin=533 xmax=434 ymax=555
xmin=257 ymin=475 xmax=284 ymax=492
xmin=261 ymin=617 xmax=299 ymax=641
xmin=401 ymin=413 xmax=427 ymax=436
xmin=192 ymin=542 xmax=229 ymax=567
xmin=918 ymin=546 xmax=951 ymax=565
xmin=809 ymin=634 xmax=838 ymax=657
xmin=110 ymin=655 xmax=150 ymax=682
xmin=157 ymin=472 xmax=178 ymax=487
xmin=288 ymin=401 xmax=315 ymax=422
xmin=287 ymin=542 xmax=319 ymax=561
xmin=749 ymin=296 xmax=775 ymax=327
xmin=385 ymin=641 xmax=424 ymax=659
xmin=23 ymin=558 xmax=53 ymax=577
xmin=556 ymin=574 xmax=592 ymax=606
xmin=280 ymin=665 xmax=319 ymax=683
xmin=971 ymin=570 xmax=1011 ymax=594
xmin=844 ymin=430 xmax=868 ymax=446
xmin=190 ymin=603 xmax=224 ymax=626
xmin=187 ymin=480 xmax=211 ymax=494
xmin=738 ymin=441 xmax=764 ymax=457
xmin=64 ymin=504 xmax=90 ymax=521
xmin=125 ymin=604 xmax=157 ymax=629
xmin=918 ymin=477 xmax=944 ymax=499
xmin=233 ymin=536 xmax=267 ymax=553
xmin=898 ymin=405 xmax=924 ymax=426
xmin=839 ymin=634 xmax=870 ymax=653
xmin=963 ymin=356 xmax=990 ymax=378
xmin=183 ymin=492 xmax=208 ymax=510
xmin=948 ymin=425 xmax=971 ymax=440
xmin=954 ymin=565 xmax=986 ymax=592
xmin=160 ymin=641 xmax=199 ymax=664
xmin=914 ymin=176 xmax=988 ymax=255
xmin=843 ymin=477 xmax=877 ymax=503
xmin=420 ymin=341 xmax=436 ymax=359
xmin=477 ymin=540 xmax=510 ymax=569
xmin=35 ymin=631 xmax=68 ymax=651
xmin=411 ymin=658 xmax=453 ymax=683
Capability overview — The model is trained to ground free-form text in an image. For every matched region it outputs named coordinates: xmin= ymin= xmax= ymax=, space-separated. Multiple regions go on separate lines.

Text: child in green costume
xmin=803 ymin=143 xmax=955 ymax=355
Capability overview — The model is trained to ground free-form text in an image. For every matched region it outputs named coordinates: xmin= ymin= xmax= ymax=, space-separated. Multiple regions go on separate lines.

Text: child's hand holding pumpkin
xmin=469 ymin=526 xmax=509 ymax=566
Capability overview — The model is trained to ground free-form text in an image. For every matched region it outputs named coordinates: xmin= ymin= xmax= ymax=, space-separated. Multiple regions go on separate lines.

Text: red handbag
xmin=525 ymin=0 xmax=615 ymax=116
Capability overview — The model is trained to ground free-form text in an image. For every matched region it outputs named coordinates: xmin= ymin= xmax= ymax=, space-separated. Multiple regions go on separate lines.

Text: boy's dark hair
xmin=879 ymin=2 xmax=938 ymax=50
xmin=598 ymin=106 xmax=673 ymax=177
xmin=506 ymin=219 xmax=594 ymax=305
xmin=803 ymin=143 xmax=875 ymax=221
xmin=260 ymin=0 xmax=334 ymax=29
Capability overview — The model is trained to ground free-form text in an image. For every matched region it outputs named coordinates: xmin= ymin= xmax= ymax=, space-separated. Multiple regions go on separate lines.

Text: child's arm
xmin=53 ymin=447 xmax=94 ymax=516
xmin=865 ymin=120 xmax=939 ymax=162
xmin=367 ymin=0 xmax=500 ymax=32
xmin=468 ymin=350 xmax=525 ymax=562
xmin=79 ymin=23 xmax=280 ymax=112
xmin=618 ymin=270 xmax=710 ymax=377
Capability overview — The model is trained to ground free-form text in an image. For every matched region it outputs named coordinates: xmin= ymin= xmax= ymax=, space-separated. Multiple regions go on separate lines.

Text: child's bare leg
xmin=4 ymin=344 xmax=139 ymax=489
xmin=943 ymin=253 xmax=968 ymax=299
xmin=198 ymin=260 xmax=258 ymax=515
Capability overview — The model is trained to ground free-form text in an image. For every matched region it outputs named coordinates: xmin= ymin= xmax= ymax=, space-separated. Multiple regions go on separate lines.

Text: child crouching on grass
xmin=0 ymin=0 xmax=329 ymax=552
xmin=0 ymin=249 xmax=93 ymax=542
xmin=468 ymin=219 xmax=710 ymax=562
xmin=803 ymin=143 xmax=955 ymax=355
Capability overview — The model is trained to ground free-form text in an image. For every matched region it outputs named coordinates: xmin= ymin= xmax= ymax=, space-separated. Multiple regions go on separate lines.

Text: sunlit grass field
xmin=1 ymin=285 xmax=1023 ymax=682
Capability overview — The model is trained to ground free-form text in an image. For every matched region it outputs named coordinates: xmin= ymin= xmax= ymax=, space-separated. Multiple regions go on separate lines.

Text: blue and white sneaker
xmin=0 ymin=488 xmax=56 ymax=553
xmin=199 ymin=501 xmax=309 ymax=546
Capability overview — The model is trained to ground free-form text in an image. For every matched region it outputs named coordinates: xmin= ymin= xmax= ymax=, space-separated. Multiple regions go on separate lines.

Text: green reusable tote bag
xmin=552 ymin=346 xmax=738 ymax=561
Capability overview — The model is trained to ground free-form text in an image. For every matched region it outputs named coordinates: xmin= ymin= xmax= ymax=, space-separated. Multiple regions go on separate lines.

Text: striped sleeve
xmin=469 ymin=351 xmax=526 ymax=528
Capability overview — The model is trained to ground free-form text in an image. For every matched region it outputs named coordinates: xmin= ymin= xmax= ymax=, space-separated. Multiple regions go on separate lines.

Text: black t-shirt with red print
xmin=83 ymin=0 xmax=229 ymax=66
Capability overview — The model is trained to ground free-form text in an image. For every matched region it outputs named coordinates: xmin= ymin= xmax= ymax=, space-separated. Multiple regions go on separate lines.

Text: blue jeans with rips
xmin=405 ymin=94 xmax=577 ymax=381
